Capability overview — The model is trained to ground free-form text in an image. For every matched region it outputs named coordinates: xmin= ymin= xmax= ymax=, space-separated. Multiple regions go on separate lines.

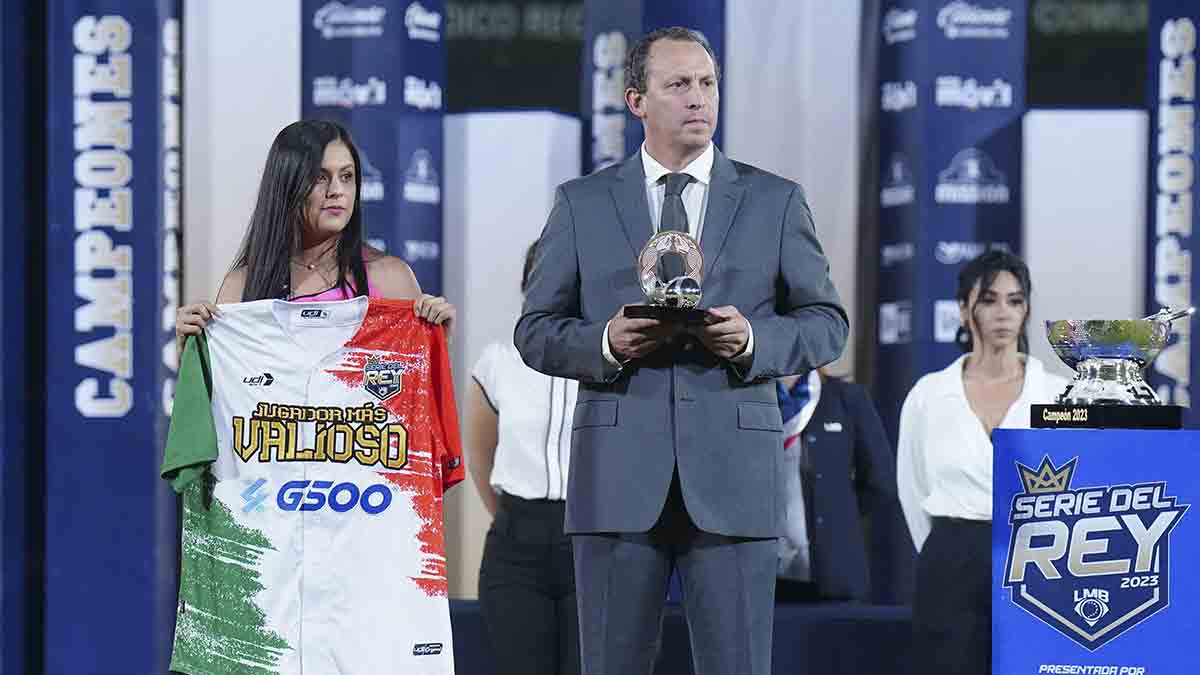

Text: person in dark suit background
xmin=775 ymin=369 xmax=897 ymax=603
xmin=514 ymin=26 xmax=847 ymax=675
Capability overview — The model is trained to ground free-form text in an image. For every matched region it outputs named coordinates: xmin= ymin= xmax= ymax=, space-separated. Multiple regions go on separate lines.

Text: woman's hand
xmin=413 ymin=294 xmax=456 ymax=340
xmin=176 ymin=302 xmax=219 ymax=350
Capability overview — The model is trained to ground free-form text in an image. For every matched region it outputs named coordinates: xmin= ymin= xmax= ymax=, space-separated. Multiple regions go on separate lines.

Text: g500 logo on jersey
xmin=364 ymin=356 xmax=404 ymax=401
xmin=239 ymin=478 xmax=394 ymax=515
xmin=1003 ymin=456 xmax=1189 ymax=650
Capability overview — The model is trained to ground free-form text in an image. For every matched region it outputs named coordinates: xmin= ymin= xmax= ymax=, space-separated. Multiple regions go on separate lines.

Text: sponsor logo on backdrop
xmin=1003 ymin=456 xmax=1188 ymax=650
xmin=403 ymin=76 xmax=443 ymax=111
xmin=882 ymin=80 xmax=918 ymax=112
xmin=937 ymin=1 xmax=1012 ymax=40
xmin=883 ymin=7 xmax=919 ymax=45
xmin=312 ymin=76 xmax=387 ymax=108
xmin=405 ymin=1 xmax=442 ymax=42
xmin=881 ymin=242 xmax=915 ymax=267
xmin=879 ymin=301 xmax=913 ymax=345
xmin=313 ymin=2 xmax=387 ymax=39
xmin=1149 ymin=17 xmax=1195 ymax=407
xmin=1032 ymin=0 xmax=1146 ymax=36
xmin=934 ymin=300 xmax=961 ymax=342
xmin=404 ymin=240 xmax=440 ymax=262
xmin=935 ymin=76 xmax=1013 ymax=110
xmin=403 ymin=149 xmax=441 ymax=204
xmin=934 ymin=240 xmax=1011 ymax=264
xmin=881 ymin=153 xmax=916 ymax=207
xmin=935 ymin=148 xmax=1010 ymax=204
xmin=359 ymin=151 xmax=385 ymax=203
xmin=591 ymin=31 xmax=629 ymax=169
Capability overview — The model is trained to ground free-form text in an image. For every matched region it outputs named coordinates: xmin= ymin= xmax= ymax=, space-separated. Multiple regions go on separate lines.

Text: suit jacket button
xmin=815 ymin=472 xmax=823 ymax=480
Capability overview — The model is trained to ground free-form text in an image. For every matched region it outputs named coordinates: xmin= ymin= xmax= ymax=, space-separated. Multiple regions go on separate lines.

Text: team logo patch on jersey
xmin=363 ymin=356 xmax=404 ymax=401
xmin=1002 ymin=456 xmax=1189 ymax=650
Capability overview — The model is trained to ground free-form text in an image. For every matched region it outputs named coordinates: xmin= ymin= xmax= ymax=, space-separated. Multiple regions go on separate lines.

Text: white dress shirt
xmin=896 ymin=353 xmax=1068 ymax=551
xmin=472 ymin=341 xmax=577 ymax=501
xmin=641 ymin=140 xmax=714 ymax=239
xmin=602 ymin=142 xmax=753 ymax=367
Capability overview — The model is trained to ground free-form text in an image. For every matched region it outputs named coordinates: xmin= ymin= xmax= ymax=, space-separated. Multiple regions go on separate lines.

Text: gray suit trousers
xmin=572 ymin=473 xmax=777 ymax=675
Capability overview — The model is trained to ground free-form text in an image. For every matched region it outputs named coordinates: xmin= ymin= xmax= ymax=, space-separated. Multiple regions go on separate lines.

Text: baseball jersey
xmin=161 ymin=297 xmax=464 ymax=675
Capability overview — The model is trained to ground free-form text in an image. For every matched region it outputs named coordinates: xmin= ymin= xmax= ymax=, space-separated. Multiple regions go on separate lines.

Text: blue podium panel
xmin=993 ymin=429 xmax=1200 ymax=674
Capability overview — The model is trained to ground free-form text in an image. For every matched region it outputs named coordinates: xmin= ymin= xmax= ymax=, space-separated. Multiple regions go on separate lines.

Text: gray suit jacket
xmin=514 ymin=148 xmax=848 ymax=538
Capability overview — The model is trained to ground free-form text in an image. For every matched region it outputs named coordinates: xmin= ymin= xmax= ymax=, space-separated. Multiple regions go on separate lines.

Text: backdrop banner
xmin=302 ymin=0 xmax=447 ymax=294
xmin=44 ymin=1 xmax=182 ymax=672
xmin=0 ymin=2 xmax=30 ymax=672
xmin=875 ymin=0 xmax=1026 ymax=439
xmin=1145 ymin=1 xmax=1199 ymax=426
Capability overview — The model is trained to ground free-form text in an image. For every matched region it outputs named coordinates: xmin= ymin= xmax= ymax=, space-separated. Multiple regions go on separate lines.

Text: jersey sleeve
xmin=430 ymin=325 xmax=465 ymax=492
xmin=160 ymin=333 xmax=219 ymax=492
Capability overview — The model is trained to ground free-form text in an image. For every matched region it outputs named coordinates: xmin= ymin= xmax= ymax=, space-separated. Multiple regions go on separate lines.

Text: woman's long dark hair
xmin=955 ymin=249 xmax=1032 ymax=353
xmin=232 ymin=120 xmax=369 ymax=301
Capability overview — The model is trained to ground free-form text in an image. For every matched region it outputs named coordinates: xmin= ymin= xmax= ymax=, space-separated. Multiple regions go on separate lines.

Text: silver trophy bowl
xmin=1045 ymin=307 xmax=1193 ymax=405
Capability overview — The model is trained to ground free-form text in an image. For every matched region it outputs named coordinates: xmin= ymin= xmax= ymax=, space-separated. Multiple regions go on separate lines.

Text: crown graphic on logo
xmin=1016 ymin=456 xmax=1077 ymax=494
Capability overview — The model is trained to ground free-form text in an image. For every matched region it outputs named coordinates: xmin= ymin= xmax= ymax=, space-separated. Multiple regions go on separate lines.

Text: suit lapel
xmin=611 ymin=155 xmax=652 ymax=258
xmin=700 ymin=149 xmax=745 ymax=282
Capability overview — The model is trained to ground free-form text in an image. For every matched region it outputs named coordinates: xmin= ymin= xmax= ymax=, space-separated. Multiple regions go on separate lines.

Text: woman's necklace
xmin=290 ymin=258 xmax=336 ymax=289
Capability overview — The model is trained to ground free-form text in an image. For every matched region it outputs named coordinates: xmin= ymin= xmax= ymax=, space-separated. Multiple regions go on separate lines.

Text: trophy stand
xmin=1032 ymin=308 xmax=1193 ymax=429
xmin=624 ymin=230 xmax=708 ymax=324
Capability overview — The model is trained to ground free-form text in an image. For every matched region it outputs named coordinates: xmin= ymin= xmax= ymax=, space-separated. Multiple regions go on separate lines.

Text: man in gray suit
xmin=514 ymin=26 xmax=848 ymax=675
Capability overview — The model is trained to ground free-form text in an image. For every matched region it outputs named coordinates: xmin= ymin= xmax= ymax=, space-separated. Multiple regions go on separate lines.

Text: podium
xmin=992 ymin=429 xmax=1200 ymax=673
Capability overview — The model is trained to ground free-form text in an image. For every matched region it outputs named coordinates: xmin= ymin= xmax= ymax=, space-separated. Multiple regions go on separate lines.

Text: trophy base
xmin=624 ymin=305 xmax=708 ymax=323
xmin=1031 ymin=404 xmax=1184 ymax=430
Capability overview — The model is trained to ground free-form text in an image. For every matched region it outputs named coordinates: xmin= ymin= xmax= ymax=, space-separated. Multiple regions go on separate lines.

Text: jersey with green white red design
xmin=161 ymin=297 xmax=464 ymax=675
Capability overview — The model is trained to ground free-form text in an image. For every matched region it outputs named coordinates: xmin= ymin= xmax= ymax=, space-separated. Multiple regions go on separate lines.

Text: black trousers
xmin=912 ymin=517 xmax=992 ymax=675
xmin=479 ymin=493 xmax=580 ymax=675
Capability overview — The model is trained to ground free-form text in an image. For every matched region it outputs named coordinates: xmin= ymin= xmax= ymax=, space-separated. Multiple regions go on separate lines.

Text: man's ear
xmin=625 ymin=88 xmax=645 ymax=119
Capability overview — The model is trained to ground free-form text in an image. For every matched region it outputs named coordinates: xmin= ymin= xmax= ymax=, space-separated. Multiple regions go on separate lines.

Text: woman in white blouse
xmin=897 ymin=250 xmax=1067 ymax=675
xmin=465 ymin=242 xmax=580 ymax=675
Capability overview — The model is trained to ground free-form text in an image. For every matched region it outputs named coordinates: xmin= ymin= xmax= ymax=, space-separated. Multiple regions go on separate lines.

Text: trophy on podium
xmin=1034 ymin=306 xmax=1194 ymax=428
xmin=623 ymin=230 xmax=707 ymax=323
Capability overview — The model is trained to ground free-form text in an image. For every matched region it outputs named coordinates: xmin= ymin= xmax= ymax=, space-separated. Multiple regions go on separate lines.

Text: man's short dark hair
xmin=624 ymin=26 xmax=720 ymax=95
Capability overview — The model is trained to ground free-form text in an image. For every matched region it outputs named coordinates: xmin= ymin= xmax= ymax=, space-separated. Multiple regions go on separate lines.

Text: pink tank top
xmin=290 ymin=275 xmax=378 ymax=302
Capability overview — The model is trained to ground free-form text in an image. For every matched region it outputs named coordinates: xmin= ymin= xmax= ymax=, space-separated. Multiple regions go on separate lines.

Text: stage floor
xmin=450 ymin=600 xmax=913 ymax=674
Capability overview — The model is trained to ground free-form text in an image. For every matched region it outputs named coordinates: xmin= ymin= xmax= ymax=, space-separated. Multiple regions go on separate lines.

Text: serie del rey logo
xmin=1003 ymin=456 xmax=1188 ymax=650
xmin=363 ymin=355 xmax=404 ymax=402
